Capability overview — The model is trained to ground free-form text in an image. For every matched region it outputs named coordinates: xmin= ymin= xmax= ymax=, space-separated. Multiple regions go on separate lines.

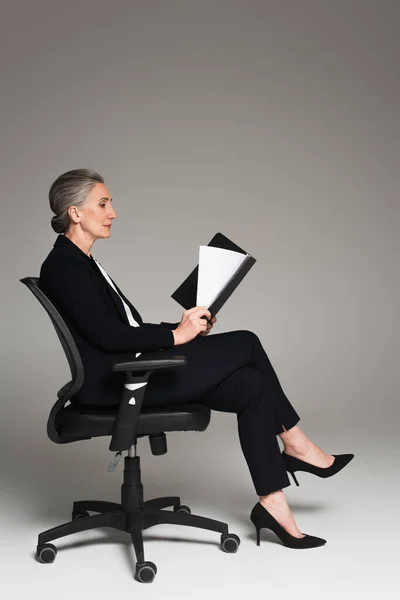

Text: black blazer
xmin=39 ymin=234 xmax=178 ymax=406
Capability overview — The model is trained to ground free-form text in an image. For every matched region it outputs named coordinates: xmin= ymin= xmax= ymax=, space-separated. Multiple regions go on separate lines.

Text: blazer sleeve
xmin=142 ymin=322 xmax=180 ymax=330
xmin=40 ymin=260 xmax=175 ymax=354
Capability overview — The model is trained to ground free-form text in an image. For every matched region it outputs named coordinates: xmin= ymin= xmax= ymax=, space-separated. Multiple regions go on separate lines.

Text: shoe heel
xmin=256 ymin=527 xmax=261 ymax=546
xmin=290 ymin=471 xmax=300 ymax=486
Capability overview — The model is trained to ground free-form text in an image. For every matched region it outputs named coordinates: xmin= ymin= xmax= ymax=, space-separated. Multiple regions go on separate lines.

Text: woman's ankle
xmin=259 ymin=490 xmax=284 ymax=507
xmin=279 ymin=425 xmax=310 ymax=455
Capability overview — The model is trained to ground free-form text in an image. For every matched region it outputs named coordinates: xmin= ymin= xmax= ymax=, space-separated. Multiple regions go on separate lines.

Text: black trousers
xmin=143 ymin=330 xmax=300 ymax=496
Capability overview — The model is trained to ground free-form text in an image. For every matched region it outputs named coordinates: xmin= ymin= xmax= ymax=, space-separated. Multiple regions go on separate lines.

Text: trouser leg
xmin=242 ymin=331 xmax=301 ymax=434
xmin=202 ymin=366 xmax=291 ymax=496
xmin=142 ymin=330 xmax=300 ymax=495
xmin=144 ymin=330 xmax=300 ymax=432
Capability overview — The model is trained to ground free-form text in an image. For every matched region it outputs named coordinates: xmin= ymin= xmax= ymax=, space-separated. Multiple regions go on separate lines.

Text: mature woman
xmin=40 ymin=169 xmax=354 ymax=550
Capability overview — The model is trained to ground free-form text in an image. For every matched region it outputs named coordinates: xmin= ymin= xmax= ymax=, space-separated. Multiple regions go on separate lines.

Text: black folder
xmin=171 ymin=232 xmax=256 ymax=317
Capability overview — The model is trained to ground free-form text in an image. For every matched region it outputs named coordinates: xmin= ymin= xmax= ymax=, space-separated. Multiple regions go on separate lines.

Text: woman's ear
xmin=68 ymin=205 xmax=81 ymax=224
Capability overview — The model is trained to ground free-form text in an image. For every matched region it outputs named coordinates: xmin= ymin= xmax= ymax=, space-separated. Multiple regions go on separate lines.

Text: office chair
xmin=20 ymin=277 xmax=240 ymax=583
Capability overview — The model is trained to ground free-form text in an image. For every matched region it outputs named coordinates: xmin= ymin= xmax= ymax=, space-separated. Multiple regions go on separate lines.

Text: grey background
xmin=1 ymin=1 xmax=399 ymax=597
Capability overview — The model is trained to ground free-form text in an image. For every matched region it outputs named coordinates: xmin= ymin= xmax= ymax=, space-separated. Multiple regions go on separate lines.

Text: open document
xmin=171 ymin=232 xmax=256 ymax=316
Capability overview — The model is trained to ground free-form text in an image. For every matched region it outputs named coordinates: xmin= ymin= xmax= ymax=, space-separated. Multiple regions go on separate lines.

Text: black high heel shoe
xmin=282 ymin=451 xmax=354 ymax=486
xmin=250 ymin=502 xmax=326 ymax=549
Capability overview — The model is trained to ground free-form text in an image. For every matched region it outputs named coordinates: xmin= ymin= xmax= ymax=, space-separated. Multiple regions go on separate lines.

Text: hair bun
xmin=51 ymin=215 xmax=64 ymax=234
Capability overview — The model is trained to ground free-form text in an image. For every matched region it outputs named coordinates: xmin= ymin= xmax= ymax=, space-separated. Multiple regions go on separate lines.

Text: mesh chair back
xmin=20 ymin=277 xmax=85 ymax=442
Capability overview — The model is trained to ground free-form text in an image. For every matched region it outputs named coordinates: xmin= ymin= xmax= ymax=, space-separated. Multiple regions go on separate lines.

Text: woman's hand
xmin=172 ymin=306 xmax=212 ymax=345
xmin=199 ymin=315 xmax=217 ymax=336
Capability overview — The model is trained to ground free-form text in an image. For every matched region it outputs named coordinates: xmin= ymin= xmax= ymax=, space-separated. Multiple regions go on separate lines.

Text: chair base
xmin=35 ymin=456 xmax=241 ymax=583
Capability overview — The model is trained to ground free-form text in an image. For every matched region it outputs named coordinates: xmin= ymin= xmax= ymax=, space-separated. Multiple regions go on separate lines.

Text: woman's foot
xmin=259 ymin=490 xmax=304 ymax=538
xmin=250 ymin=499 xmax=326 ymax=548
xmin=280 ymin=426 xmax=334 ymax=469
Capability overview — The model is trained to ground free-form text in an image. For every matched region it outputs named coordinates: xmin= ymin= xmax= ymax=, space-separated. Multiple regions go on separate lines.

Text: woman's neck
xmin=64 ymin=230 xmax=95 ymax=256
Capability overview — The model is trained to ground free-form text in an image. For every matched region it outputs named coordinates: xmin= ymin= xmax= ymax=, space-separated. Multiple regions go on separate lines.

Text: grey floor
xmin=2 ymin=407 xmax=397 ymax=599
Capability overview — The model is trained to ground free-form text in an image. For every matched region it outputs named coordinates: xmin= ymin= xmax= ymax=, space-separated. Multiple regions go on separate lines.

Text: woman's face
xmin=76 ymin=182 xmax=116 ymax=240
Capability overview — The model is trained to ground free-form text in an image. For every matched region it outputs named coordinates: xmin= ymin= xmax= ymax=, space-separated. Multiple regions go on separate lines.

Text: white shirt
xmin=92 ymin=256 xmax=141 ymax=358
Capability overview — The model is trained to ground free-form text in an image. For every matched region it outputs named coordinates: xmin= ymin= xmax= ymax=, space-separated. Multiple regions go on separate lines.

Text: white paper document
xmin=196 ymin=245 xmax=248 ymax=308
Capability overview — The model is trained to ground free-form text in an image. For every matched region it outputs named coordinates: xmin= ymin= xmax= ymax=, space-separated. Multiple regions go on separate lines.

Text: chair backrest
xmin=20 ymin=277 xmax=85 ymax=443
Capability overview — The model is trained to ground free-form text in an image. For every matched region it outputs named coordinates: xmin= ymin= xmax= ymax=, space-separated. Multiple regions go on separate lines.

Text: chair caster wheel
xmin=220 ymin=533 xmax=241 ymax=553
xmin=36 ymin=543 xmax=57 ymax=563
xmin=135 ymin=561 xmax=157 ymax=583
xmin=72 ymin=509 xmax=90 ymax=521
xmin=173 ymin=504 xmax=191 ymax=514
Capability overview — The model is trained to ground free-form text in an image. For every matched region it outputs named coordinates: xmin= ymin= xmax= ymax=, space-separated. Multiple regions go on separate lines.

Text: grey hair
xmin=49 ymin=169 xmax=104 ymax=234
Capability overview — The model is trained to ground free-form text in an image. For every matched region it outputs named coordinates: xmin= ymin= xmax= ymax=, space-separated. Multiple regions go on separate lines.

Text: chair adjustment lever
xmin=107 ymin=451 xmax=122 ymax=472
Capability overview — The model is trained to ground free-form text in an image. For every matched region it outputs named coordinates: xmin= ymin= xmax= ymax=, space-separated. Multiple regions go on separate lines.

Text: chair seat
xmin=56 ymin=403 xmax=211 ymax=442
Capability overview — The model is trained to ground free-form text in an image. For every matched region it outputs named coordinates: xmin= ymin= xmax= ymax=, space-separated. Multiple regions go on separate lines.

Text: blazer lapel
xmin=90 ymin=260 xmax=134 ymax=325
xmin=107 ymin=275 xmax=144 ymax=325
xmin=97 ymin=270 xmax=130 ymax=324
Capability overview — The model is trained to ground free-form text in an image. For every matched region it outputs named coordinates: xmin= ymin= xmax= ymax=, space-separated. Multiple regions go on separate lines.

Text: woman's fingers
xmin=186 ymin=305 xmax=210 ymax=315
xmin=199 ymin=319 xmax=215 ymax=336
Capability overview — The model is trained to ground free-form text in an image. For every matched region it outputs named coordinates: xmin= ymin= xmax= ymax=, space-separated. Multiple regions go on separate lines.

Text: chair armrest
xmin=112 ymin=355 xmax=187 ymax=372
xmin=109 ymin=354 xmax=187 ymax=451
